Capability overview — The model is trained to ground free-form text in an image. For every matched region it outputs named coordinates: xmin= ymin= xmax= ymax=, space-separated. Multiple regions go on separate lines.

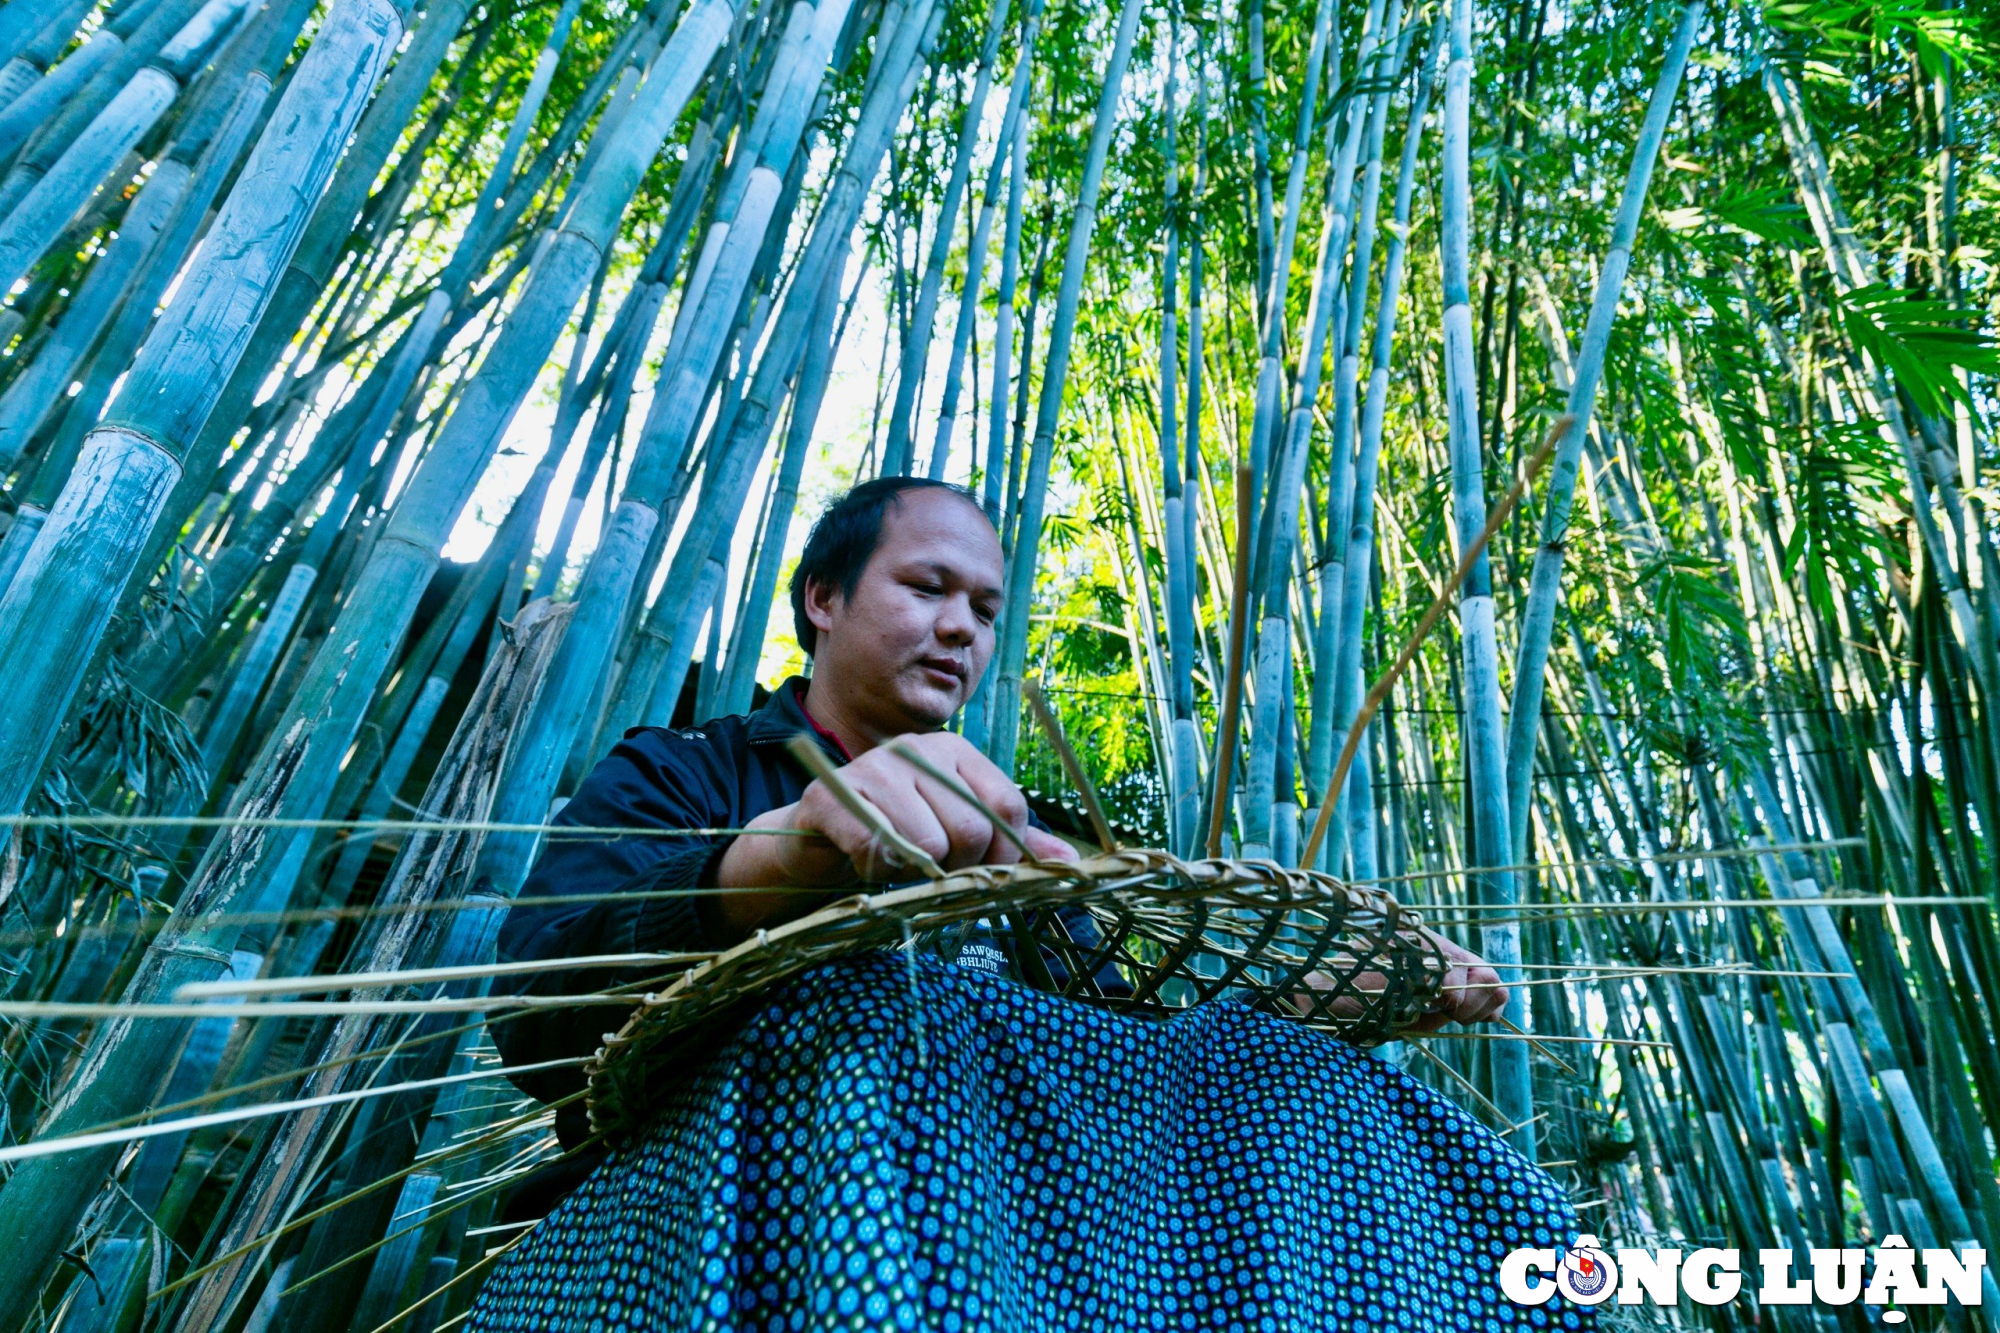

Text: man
xmin=494 ymin=477 xmax=1506 ymax=1142
xmin=473 ymin=480 xmax=1560 ymax=1332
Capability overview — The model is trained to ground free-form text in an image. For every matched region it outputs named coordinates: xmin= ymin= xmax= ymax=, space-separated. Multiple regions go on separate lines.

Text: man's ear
xmin=803 ymin=576 xmax=839 ymax=640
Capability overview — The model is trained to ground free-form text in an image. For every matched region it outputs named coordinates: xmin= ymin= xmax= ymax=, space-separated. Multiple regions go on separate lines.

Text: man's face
xmin=807 ymin=489 xmax=1004 ymax=733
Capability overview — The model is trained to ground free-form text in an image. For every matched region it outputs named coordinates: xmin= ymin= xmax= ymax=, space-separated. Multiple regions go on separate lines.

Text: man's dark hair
xmin=790 ymin=476 xmax=984 ymax=655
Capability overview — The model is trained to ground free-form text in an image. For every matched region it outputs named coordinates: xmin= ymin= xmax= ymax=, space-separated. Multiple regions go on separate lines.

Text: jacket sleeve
xmin=489 ymin=728 xmax=741 ymax=1111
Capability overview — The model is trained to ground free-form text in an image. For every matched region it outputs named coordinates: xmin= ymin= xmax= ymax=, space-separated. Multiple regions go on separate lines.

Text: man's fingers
xmin=799 ymin=779 xmax=946 ymax=881
xmin=810 ymin=757 xmax=1003 ymax=877
xmin=1287 ymin=960 xmax=1516 ymax=1038
xmin=800 ymin=733 xmax=1068 ymax=879
xmin=887 ymin=758 xmax=1007 ymax=869
xmin=1410 ymin=933 xmax=1517 ymax=1028
xmin=1462 ymin=965 xmax=1502 ymax=994
xmin=871 ymin=733 xmax=1041 ymax=869
xmin=942 ymin=740 xmax=1032 ymax=831
xmin=801 ymin=797 xmax=904 ymax=882
xmin=912 ymin=771 xmax=1002 ymax=870
xmin=1022 ymin=827 xmax=1079 ymax=863
xmin=858 ymin=773 xmax=964 ymax=873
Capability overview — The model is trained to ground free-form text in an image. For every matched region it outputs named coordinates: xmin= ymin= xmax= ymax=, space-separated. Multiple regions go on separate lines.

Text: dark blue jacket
xmin=491 ymin=678 xmax=1113 ymax=1145
xmin=492 ymin=679 xmax=847 ymax=1119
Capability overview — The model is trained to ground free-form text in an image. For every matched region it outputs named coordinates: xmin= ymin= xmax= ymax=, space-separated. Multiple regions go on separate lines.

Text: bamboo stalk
xmin=1302 ymin=417 xmax=1568 ymax=868
xmin=0 ymin=0 xmax=404 ymax=822
xmin=984 ymin=0 xmax=1145 ymax=776
xmin=1312 ymin=8 xmax=1437 ymax=873
xmin=1435 ymin=0 xmax=1534 ymax=1159
xmin=1203 ymin=465 xmax=1254 ymax=859
xmin=877 ymin=0 xmax=1012 ymax=476
xmin=594 ymin=0 xmax=927 ymax=753
xmin=1501 ymin=0 xmax=1705 ymax=861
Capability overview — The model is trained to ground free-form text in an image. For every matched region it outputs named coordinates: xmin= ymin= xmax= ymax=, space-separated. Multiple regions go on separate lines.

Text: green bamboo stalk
xmin=0 ymin=0 xmax=200 ymax=177
xmin=173 ymin=597 xmax=570 ymax=1331
xmin=957 ymin=102 xmax=1028 ymax=753
xmin=0 ymin=0 xmax=95 ymax=79
xmin=342 ymin=1025 xmax=491 ymax=1331
xmin=1242 ymin=0 xmax=1384 ymax=857
xmin=1171 ymin=29 xmax=1208 ymax=858
xmin=489 ymin=0 xmax=937 ymax=901
xmin=530 ymin=285 xmax=666 ymax=601
xmin=0 ymin=152 xmax=183 ymax=474
xmin=718 ymin=263 xmax=845 ymax=716
xmin=0 ymin=0 xmax=403 ymax=823
xmin=0 ymin=1 xmax=408 ymax=1310
xmin=925 ymin=2 xmax=1041 ymax=481
xmin=1500 ymin=0 xmax=1704 ymax=863
xmin=104 ymin=0 xmax=488 ymax=700
xmin=0 ymin=8 xmax=126 ymax=162
xmin=155 ymin=2 xmax=731 ymax=787
xmin=0 ymin=0 xmax=248 ymax=294
xmin=1157 ymin=12 xmax=1201 ymax=855
xmin=0 ymin=3 xmax=733 ymax=1309
xmin=877 ymin=0 xmax=1010 ymax=476
xmin=1438 ymin=0 xmax=1531 ymax=1159
xmin=182 ymin=0 xmax=737 ymax=830
xmin=1315 ymin=6 xmax=1436 ymax=869
xmin=458 ymin=0 xmax=585 ymax=268
xmin=197 ymin=290 xmax=453 ymax=792
xmin=595 ymin=0 xmax=928 ymax=750
xmin=986 ymin=0 xmax=1144 ymax=777
xmin=978 ymin=99 xmax=1028 ymax=527
xmin=1241 ymin=0 xmax=1334 ymax=547
xmin=169 ymin=0 xmax=599 ymax=545
xmin=1245 ymin=0 xmax=1272 ymax=304
xmin=1744 ymin=766 xmax=1989 ymax=1266
xmin=1767 ymin=60 xmax=2000 ymax=775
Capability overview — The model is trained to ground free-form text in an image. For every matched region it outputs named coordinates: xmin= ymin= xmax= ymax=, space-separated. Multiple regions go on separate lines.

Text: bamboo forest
xmin=0 ymin=0 xmax=1988 ymax=1315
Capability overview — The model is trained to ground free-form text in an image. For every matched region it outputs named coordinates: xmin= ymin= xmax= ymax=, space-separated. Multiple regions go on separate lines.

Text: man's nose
xmin=934 ymin=593 xmax=977 ymax=643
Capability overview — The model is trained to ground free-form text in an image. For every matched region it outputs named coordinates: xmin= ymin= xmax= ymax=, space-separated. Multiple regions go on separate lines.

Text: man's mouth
xmin=916 ymin=657 xmax=966 ymax=684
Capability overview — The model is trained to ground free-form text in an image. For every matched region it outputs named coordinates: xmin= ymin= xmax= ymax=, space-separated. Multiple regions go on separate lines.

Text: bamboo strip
xmin=361 ymin=1227 xmax=535 ymax=1333
xmin=1402 ymin=1032 xmax=1675 ymax=1051
xmin=149 ymin=1094 xmax=578 ymax=1301
xmin=1025 ymin=678 xmax=1118 ymax=852
xmin=0 ymin=814 xmax=816 ymax=837
xmin=0 ymin=994 xmax=642 ymax=1019
xmin=1205 ymin=466 xmax=1255 ymax=857
xmin=0 ymin=1057 xmax=586 ymax=1164
xmin=175 ymin=952 xmax=711 ymax=999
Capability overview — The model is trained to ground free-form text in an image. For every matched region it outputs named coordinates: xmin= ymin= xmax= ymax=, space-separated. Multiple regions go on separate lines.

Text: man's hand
xmin=1289 ymin=930 xmax=1510 ymax=1035
xmin=1407 ymin=931 xmax=1509 ymax=1032
xmin=712 ymin=733 xmax=1075 ymax=936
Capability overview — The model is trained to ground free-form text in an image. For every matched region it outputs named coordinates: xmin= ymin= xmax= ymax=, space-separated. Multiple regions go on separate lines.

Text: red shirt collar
xmin=793 ymin=680 xmax=853 ymax=762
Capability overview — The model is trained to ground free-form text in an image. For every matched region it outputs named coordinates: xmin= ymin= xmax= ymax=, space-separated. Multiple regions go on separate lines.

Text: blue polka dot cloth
xmin=470 ymin=953 xmax=1590 ymax=1331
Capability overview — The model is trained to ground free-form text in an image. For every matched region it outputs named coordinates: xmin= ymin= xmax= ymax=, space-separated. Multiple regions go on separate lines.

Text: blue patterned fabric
xmin=470 ymin=953 xmax=1589 ymax=1332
